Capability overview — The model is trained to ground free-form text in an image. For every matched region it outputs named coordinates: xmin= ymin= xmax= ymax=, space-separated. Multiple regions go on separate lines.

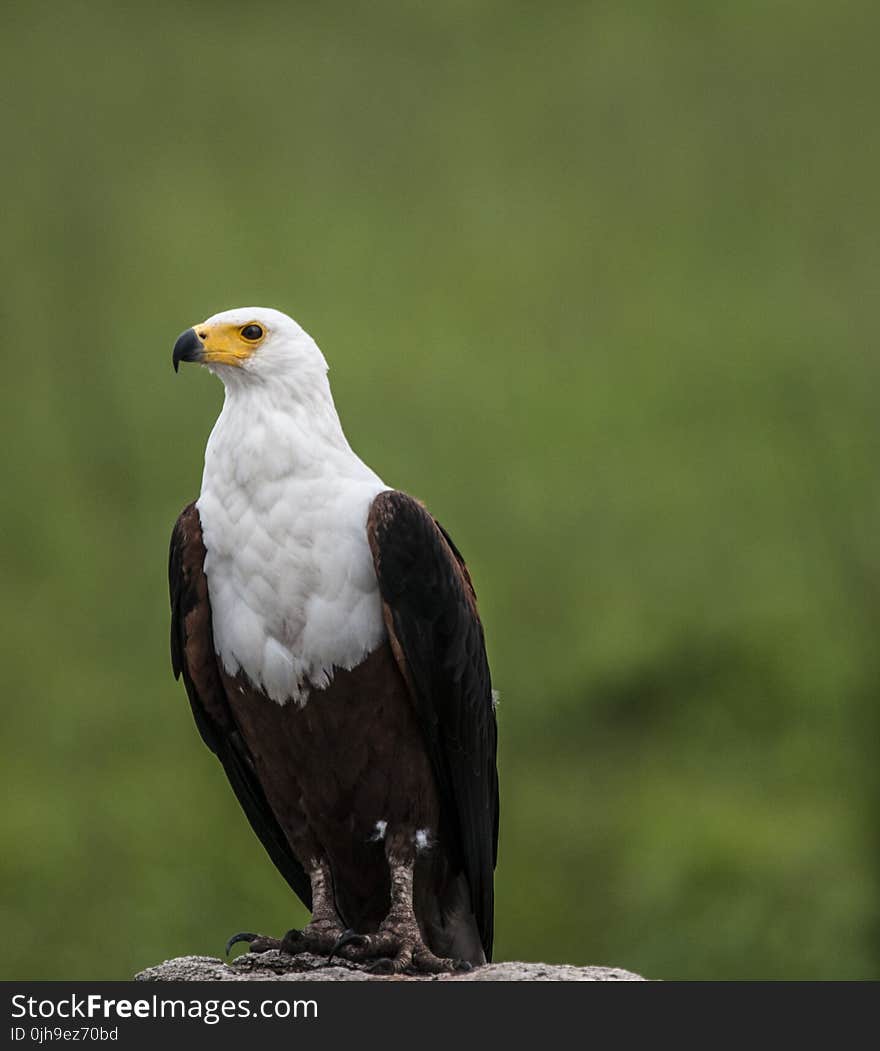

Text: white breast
xmin=196 ymin=385 xmax=389 ymax=706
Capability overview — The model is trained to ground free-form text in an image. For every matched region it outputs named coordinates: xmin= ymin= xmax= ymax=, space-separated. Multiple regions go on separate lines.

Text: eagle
xmin=168 ymin=307 xmax=499 ymax=973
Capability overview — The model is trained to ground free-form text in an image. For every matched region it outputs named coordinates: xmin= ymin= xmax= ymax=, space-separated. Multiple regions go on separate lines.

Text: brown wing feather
xmin=367 ymin=490 xmax=499 ymax=960
xmin=169 ymin=502 xmax=312 ymax=909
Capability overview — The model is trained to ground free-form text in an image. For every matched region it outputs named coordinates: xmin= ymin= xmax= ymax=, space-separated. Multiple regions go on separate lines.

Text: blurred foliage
xmin=1 ymin=0 xmax=879 ymax=980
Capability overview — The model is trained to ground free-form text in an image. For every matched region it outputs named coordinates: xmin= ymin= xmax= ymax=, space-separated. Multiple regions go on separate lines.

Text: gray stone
xmin=135 ymin=950 xmax=645 ymax=982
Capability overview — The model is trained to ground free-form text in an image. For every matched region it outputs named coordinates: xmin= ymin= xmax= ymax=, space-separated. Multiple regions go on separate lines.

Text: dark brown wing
xmin=367 ymin=490 xmax=499 ymax=960
xmin=169 ymin=502 xmax=312 ymax=909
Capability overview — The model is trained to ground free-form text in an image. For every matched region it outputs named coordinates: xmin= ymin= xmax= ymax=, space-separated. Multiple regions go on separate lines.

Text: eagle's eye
xmin=240 ymin=323 xmax=264 ymax=342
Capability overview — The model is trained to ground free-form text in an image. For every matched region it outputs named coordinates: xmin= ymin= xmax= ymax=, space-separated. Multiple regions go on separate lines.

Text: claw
xmin=327 ymin=928 xmax=367 ymax=964
xmin=225 ymin=931 xmax=260 ymax=957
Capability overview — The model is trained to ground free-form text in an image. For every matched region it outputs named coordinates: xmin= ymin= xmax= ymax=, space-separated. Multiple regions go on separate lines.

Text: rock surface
xmin=135 ymin=950 xmax=645 ymax=982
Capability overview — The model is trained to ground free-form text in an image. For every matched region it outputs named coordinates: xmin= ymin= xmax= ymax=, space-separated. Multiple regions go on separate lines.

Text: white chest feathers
xmin=196 ymin=387 xmax=389 ymax=706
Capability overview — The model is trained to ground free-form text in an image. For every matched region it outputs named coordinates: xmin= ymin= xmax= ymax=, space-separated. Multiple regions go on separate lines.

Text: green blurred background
xmin=2 ymin=0 xmax=878 ymax=980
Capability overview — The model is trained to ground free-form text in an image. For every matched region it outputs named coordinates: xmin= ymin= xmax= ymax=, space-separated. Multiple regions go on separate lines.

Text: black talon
xmin=225 ymin=932 xmax=259 ymax=957
xmin=327 ymin=928 xmax=367 ymax=964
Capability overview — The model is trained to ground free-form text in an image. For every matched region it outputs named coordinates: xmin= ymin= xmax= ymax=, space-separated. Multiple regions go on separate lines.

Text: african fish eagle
xmin=169 ymin=307 xmax=499 ymax=972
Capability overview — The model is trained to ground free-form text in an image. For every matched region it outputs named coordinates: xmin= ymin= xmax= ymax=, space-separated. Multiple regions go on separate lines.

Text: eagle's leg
xmin=347 ymin=850 xmax=469 ymax=974
xmin=227 ymin=859 xmax=349 ymax=958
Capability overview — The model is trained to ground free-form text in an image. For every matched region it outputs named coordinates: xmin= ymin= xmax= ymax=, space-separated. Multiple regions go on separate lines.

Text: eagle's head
xmin=172 ymin=307 xmax=329 ymax=387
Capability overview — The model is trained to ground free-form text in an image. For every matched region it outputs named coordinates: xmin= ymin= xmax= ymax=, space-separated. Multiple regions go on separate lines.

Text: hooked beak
xmin=172 ymin=328 xmax=204 ymax=373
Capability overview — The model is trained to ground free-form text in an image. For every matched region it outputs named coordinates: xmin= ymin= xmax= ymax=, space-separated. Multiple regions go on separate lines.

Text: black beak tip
xmin=172 ymin=328 xmax=203 ymax=372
